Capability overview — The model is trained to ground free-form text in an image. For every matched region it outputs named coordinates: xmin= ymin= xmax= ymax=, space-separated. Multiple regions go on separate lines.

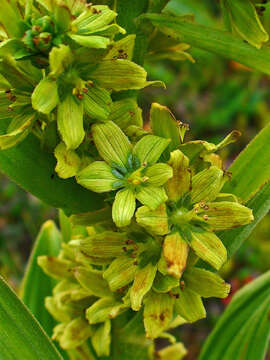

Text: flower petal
xmin=55 ymin=142 xmax=81 ymax=179
xmin=32 ymin=77 xmax=59 ymax=114
xmin=190 ymin=166 xmax=225 ymax=203
xmin=183 ymin=267 xmax=231 ymax=299
xmin=91 ymin=320 xmax=111 ymax=357
xmin=144 ymin=292 xmax=174 ymax=339
xmin=77 ymin=161 xmax=118 ymax=192
xmin=0 ymin=110 xmax=36 ymax=150
xmin=167 ymin=150 xmax=191 ymax=202
xmin=135 ymin=204 xmax=169 ymax=235
xmin=130 ymin=263 xmax=157 ymax=311
xmin=57 ymin=94 xmax=84 ymax=150
xmin=72 ymin=6 xmax=116 ymax=33
xmin=150 ymin=103 xmax=181 ymax=154
xmin=163 ymin=233 xmax=189 ymax=279
xmin=112 ymin=188 xmax=136 ymax=227
xmin=59 ymin=317 xmax=92 ymax=350
xmin=84 ymin=85 xmax=112 ymax=121
xmin=202 ymin=201 xmax=254 ymax=230
xmin=91 ymin=59 xmax=152 ymax=91
xmin=49 ymin=45 xmax=74 ymax=77
xmin=103 ymin=257 xmax=137 ymax=291
xmin=136 ymin=185 xmax=167 ymax=210
xmin=69 ymin=34 xmax=110 ymax=49
xmin=108 ymin=98 xmax=143 ymax=129
xmin=86 ymin=297 xmax=124 ymax=324
xmin=133 ymin=135 xmax=170 ymax=165
xmin=145 ymin=163 xmax=173 ymax=186
xmin=92 ymin=121 xmax=131 ymax=167
xmin=190 ymin=230 xmax=227 ymax=270
xmin=175 ymin=288 xmax=206 ymax=323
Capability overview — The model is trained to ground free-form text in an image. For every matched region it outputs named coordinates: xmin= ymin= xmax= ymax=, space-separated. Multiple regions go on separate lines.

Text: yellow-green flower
xmin=77 ymin=121 xmax=173 ymax=227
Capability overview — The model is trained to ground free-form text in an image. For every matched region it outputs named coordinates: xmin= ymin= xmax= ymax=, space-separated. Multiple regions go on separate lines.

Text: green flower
xmin=76 ymin=121 xmax=173 ymax=226
xmin=136 ymin=150 xmax=254 ymax=272
xmin=0 ymin=1 xmax=125 ymax=63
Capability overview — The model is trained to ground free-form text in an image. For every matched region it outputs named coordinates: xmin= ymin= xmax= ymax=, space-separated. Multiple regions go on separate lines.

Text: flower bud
xmin=155 ymin=343 xmax=187 ymax=360
xmin=59 ymin=317 xmax=92 ymax=350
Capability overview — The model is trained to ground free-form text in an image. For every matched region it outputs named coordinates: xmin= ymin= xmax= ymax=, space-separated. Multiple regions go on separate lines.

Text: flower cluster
xmin=38 ymin=102 xmax=253 ymax=357
xmin=0 ymin=0 xmax=158 ymax=151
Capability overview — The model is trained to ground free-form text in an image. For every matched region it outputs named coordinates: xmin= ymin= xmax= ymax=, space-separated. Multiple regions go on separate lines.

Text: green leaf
xmin=199 ymin=271 xmax=270 ymax=360
xmin=0 ymin=276 xmax=62 ymax=360
xmin=143 ymin=13 xmax=270 ymax=75
xmin=0 ymin=118 xmax=105 ymax=215
xmin=220 ymin=181 xmax=270 ymax=258
xmin=223 ymin=123 xmax=270 ymax=201
xmin=20 ymin=221 xmax=62 ymax=336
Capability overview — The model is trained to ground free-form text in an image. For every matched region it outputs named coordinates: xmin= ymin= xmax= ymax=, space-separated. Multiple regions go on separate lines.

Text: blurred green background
xmin=0 ymin=1 xmax=269 ymax=359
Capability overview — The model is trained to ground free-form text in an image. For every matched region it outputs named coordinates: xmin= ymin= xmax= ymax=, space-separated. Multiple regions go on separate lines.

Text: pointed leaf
xmin=0 ymin=276 xmax=62 ymax=360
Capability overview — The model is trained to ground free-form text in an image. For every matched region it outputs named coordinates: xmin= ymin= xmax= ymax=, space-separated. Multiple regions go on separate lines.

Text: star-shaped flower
xmin=76 ymin=121 xmax=173 ymax=227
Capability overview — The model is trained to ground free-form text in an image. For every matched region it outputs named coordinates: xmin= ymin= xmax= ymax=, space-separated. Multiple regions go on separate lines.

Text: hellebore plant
xmin=0 ymin=1 xmax=270 ymax=360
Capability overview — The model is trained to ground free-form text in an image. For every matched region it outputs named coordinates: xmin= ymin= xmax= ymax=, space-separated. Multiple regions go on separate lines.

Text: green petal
xmin=112 ymin=188 xmax=136 ymax=227
xmin=108 ymin=98 xmax=143 ymax=129
xmin=150 ymin=103 xmax=181 ymax=154
xmin=55 ymin=142 xmax=81 ymax=179
xmin=144 ymin=292 xmax=174 ymax=339
xmin=130 ymin=263 xmax=157 ymax=311
xmin=136 ymin=185 xmax=168 ymax=210
xmin=0 ymin=110 xmax=36 ymax=150
xmin=91 ymin=320 xmax=111 ymax=357
xmin=49 ymin=45 xmax=73 ymax=77
xmin=57 ymin=94 xmax=84 ymax=150
xmin=183 ymin=267 xmax=231 ymax=299
xmin=103 ymin=257 xmax=137 ymax=292
xmin=175 ymin=288 xmax=206 ymax=323
xmin=133 ymin=135 xmax=171 ymax=165
xmin=153 ymin=272 xmax=179 ymax=293
xmin=145 ymin=163 xmax=173 ymax=186
xmin=92 ymin=121 xmax=131 ymax=167
xmin=32 ymin=78 xmax=59 ymax=114
xmin=104 ymin=34 xmax=136 ymax=61
xmin=92 ymin=23 xmax=126 ymax=37
xmin=84 ymin=85 xmax=112 ymax=121
xmin=73 ymin=266 xmax=111 ymax=298
xmin=202 ymin=201 xmax=254 ymax=230
xmin=91 ymin=59 xmax=152 ymax=91
xmin=156 ymin=343 xmax=187 ymax=360
xmin=37 ymin=256 xmax=73 ymax=280
xmin=86 ymin=298 xmax=124 ymax=324
xmin=135 ymin=204 xmax=169 ymax=235
xmin=190 ymin=230 xmax=227 ymax=270
xmin=72 ymin=5 xmax=117 ymax=33
xmin=190 ymin=166 xmax=225 ymax=204
xmin=69 ymin=34 xmax=110 ymax=49
xmin=167 ymin=150 xmax=191 ymax=202
xmin=163 ymin=233 xmax=189 ymax=279
xmin=76 ymin=161 xmax=118 ymax=192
